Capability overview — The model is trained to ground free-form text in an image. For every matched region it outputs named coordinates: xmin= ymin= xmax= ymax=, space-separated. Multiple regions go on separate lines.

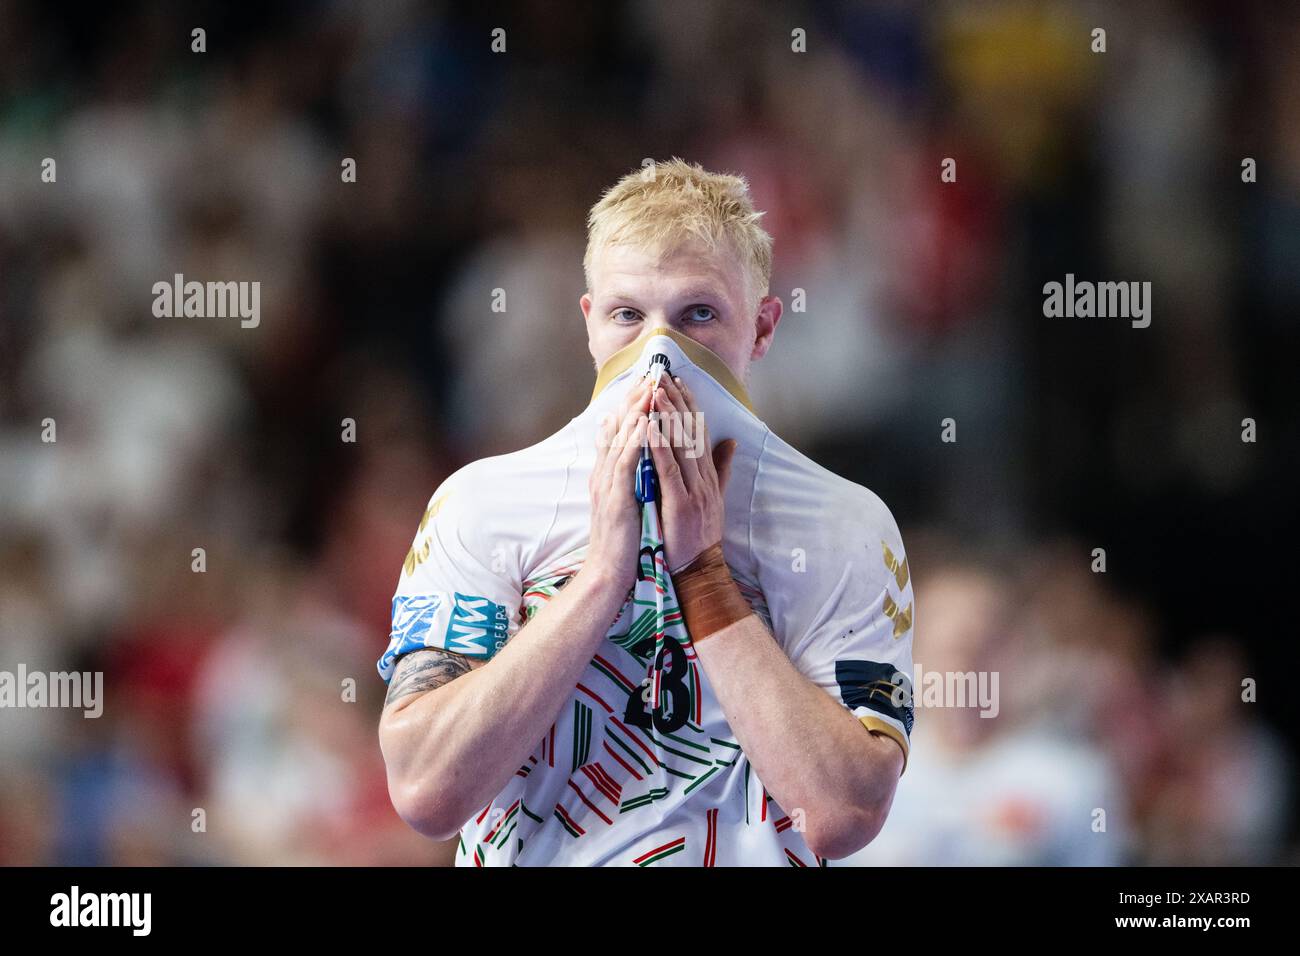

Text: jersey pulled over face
xmin=379 ymin=329 xmax=915 ymax=866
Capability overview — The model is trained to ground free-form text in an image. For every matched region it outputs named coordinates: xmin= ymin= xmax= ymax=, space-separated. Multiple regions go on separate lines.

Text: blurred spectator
xmin=841 ymin=558 xmax=1127 ymax=866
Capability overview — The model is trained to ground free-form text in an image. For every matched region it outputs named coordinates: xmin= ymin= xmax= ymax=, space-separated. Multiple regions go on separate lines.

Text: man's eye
xmin=612 ymin=309 xmax=641 ymax=324
xmin=685 ymin=306 xmax=716 ymax=323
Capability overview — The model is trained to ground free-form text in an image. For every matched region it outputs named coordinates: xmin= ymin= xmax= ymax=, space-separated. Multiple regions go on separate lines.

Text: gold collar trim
xmin=590 ymin=328 xmax=754 ymax=412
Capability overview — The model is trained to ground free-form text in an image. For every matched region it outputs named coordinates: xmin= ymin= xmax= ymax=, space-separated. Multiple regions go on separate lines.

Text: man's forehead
xmin=591 ymin=241 xmax=746 ymax=298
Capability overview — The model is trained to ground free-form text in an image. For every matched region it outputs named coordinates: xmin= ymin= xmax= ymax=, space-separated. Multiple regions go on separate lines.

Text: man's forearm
xmin=379 ymin=567 xmax=629 ymax=838
xmin=692 ymin=612 xmax=903 ymax=859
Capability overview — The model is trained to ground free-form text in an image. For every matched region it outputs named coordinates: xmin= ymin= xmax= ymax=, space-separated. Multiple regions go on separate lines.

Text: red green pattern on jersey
xmin=634 ymin=836 xmax=687 ymax=866
xmin=451 ymin=499 xmax=820 ymax=866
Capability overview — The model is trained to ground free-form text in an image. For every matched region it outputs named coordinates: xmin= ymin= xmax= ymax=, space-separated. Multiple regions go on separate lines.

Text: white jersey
xmin=378 ymin=329 xmax=915 ymax=866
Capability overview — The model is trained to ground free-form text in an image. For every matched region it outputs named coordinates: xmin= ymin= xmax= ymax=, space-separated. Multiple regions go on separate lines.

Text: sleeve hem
xmin=859 ymin=715 xmax=909 ymax=776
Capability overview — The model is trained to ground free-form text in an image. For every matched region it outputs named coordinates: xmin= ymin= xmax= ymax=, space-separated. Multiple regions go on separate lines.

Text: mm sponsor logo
xmin=445 ymin=593 xmax=509 ymax=656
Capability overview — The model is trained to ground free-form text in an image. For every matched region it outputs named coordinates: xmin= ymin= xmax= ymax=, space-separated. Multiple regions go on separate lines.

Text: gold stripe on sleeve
xmin=860 ymin=715 xmax=909 ymax=775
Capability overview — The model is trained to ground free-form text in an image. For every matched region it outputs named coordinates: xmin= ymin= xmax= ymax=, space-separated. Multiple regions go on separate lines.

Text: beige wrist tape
xmin=672 ymin=543 xmax=753 ymax=642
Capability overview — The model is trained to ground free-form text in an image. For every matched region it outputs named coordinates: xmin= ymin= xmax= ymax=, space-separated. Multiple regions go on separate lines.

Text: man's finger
xmin=592 ymin=412 xmax=616 ymax=483
xmin=598 ymin=403 xmax=642 ymax=488
xmin=663 ymin=374 xmax=695 ymax=414
xmin=613 ymin=415 xmax=648 ymax=491
xmin=713 ymin=439 xmax=737 ymax=495
xmin=649 ymin=416 xmax=688 ymax=501
xmin=596 ymin=378 xmax=646 ymax=458
xmin=654 ymin=382 xmax=705 ymax=492
xmin=611 ymin=379 xmax=652 ymax=439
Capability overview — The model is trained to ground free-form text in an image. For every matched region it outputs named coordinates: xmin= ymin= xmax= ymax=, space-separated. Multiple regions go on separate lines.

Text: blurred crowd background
xmin=0 ymin=0 xmax=1295 ymax=865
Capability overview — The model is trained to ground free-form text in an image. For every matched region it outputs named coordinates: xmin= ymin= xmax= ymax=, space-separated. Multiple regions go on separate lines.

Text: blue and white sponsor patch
xmin=377 ymin=593 xmax=449 ymax=680
xmin=444 ymin=592 xmax=510 ymax=658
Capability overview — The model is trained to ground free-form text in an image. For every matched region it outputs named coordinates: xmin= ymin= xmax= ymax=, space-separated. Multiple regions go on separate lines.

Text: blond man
xmin=378 ymin=159 xmax=914 ymax=866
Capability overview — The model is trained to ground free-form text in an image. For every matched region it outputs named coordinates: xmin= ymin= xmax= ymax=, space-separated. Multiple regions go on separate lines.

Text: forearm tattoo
xmin=384 ymin=649 xmax=474 ymax=706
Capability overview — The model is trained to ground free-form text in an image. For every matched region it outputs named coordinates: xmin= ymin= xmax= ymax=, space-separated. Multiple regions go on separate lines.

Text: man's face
xmin=580 ymin=239 xmax=782 ymax=380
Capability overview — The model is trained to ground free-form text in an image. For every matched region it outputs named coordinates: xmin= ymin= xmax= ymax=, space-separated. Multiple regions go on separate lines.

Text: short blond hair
xmin=584 ymin=158 xmax=773 ymax=304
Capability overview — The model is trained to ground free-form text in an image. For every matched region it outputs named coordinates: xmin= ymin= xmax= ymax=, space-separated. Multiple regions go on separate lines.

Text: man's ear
xmin=751 ymin=295 xmax=783 ymax=361
xmin=580 ymin=293 xmax=598 ymax=365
